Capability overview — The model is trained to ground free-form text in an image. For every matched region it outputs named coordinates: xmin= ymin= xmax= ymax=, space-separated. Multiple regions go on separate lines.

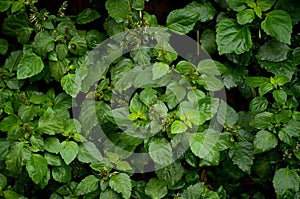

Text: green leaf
xmin=100 ymin=189 xmax=121 ymax=199
xmin=60 ymin=141 xmax=79 ymax=165
xmin=130 ymin=93 xmax=147 ymax=113
xmin=109 ymin=173 xmax=132 ymax=199
xmin=198 ymin=98 xmax=219 ymax=125
xmin=156 ymin=162 xmax=185 ymax=187
xmin=166 ymin=8 xmax=199 ymax=35
xmin=273 ymin=90 xmax=287 ymax=104
xmin=249 ymin=112 xmax=273 ymax=129
xmin=77 ymin=141 xmax=103 ymax=163
xmin=33 ymin=31 xmax=55 ymax=57
xmin=44 ymin=152 xmax=63 ymax=166
xmin=272 ymin=74 xmax=290 ymax=86
xmin=253 ymin=130 xmax=278 ymax=154
xmin=17 ymin=52 xmax=44 ymax=79
xmin=56 ymin=44 xmax=68 ymax=60
xmin=30 ymin=134 xmax=45 ymax=151
xmin=152 ymin=62 xmax=169 ymax=80
xmin=11 ymin=1 xmax=24 ymax=13
xmin=76 ymin=8 xmax=100 ymax=24
xmin=258 ymin=59 xmax=295 ymax=80
xmin=217 ymin=100 xmax=238 ymax=127
xmin=18 ymin=105 xmax=38 ymax=122
xmin=49 ymin=59 xmax=69 ymax=81
xmin=52 ymin=164 xmax=72 ymax=183
xmin=38 ymin=108 xmax=65 ymax=135
xmin=166 ymin=82 xmax=186 ymax=109
xmin=0 ymin=1 xmax=13 ymax=12
xmin=181 ymin=182 xmax=205 ymax=199
xmin=75 ymin=175 xmax=99 ymax=196
xmin=5 ymin=142 xmax=31 ymax=176
xmin=0 ymin=115 xmax=20 ymax=133
xmin=246 ymin=76 xmax=269 ymax=87
xmin=185 ymin=1 xmax=215 ymax=22
xmin=116 ymin=161 xmax=133 ymax=171
xmin=282 ymin=120 xmax=300 ymax=138
xmin=145 ymin=178 xmax=167 ymax=199
xmin=0 ymin=38 xmax=8 ymax=55
xmin=171 ymin=120 xmax=187 ymax=134
xmin=2 ymin=12 xmax=32 ymax=43
xmin=149 ymin=138 xmax=173 ymax=166
xmin=257 ymin=0 xmax=276 ymax=11
xmin=261 ymin=10 xmax=292 ymax=44
xmin=190 ymin=129 xmax=220 ymax=165
xmin=130 ymin=48 xmax=151 ymax=66
xmin=61 ymin=73 xmax=81 ymax=97
xmin=44 ymin=137 xmax=60 ymax=154
xmin=140 ymin=88 xmax=157 ymax=106
xmin=3 ymin=190 xmax=27 ymax=199
xmin=258 ymin=82 xmax=273 ymax=96
xmin=216 ymin=18 xmax=252 ymax=55
xmin=201 ymin=76 xmax=224 ymax=91
xmin=229 ymin=142 xmax=254 ymax=173
xmin=256 ymin=39 xmax=290 ymax=62
xmin=226 ymin=0 xmax=247 ymax=11
xmin=249 ymin=97 xmax=268 ymax=113
xmin=273 ymin=168 xmax=300 ymax=196
xmin=26 ymin=154 xmax=49 ymax=184
xmin=86 ymin=30 xmax=106 ymax=48
xmin=200 ymin=29 xmax=217 ymax=54
xmin=131 ymin=0 xmax=144 ymax=10
xmin=68 ymin=35 xmax=87 ymax=55
xmin=237 ymin=9 xmax=255 ymax=25
xmin=0 ymin=141 xmax=10 ymax=161
xmin=197 ymin=59 xmax=226 ymax=76
xmin=0 ymin=173 xmax=7 ymax=189
xmin=105 ymin=0 xmax=130 ymax=23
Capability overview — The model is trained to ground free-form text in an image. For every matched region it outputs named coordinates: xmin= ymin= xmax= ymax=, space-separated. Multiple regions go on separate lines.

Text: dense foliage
xmin=0 ymin=0 xmax=300 ymax=198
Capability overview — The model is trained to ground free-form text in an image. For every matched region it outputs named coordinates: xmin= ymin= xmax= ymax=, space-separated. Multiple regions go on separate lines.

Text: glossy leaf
xmin=237 ymin=9 xmax=255 ymax=25
xmin=156 ymin=162 xmax=185 ymax=187
xmin=166 ymin=8 xmax=199 ymax=35
xmin=105 ymin=0 xmax=129 ymax=22
xmin=229 ymin=141 xmax=254 ymax=173
xmin=226 ymin=0 xmax=247 ymax=11
xmin=149 ymin=138 xmax=173 ymax=166
xmin=181 ymin=182 xmax=204 ymax=199
xmin=273 ymin=168 xmax=300 ymax=196
xmin=185 ymin=1 xmax=215 ymax=22
xmin=26 ymin=154 xmax=49 ymax=184
xmin=272 ymin=90 xmax=287 ymax=104
xmin=0 ymin=38 xmax=8 ymax=55
xmin=249 ymin=112 xmax=273 ymax=129
xmin=261 ymin=10 xmax=292 ymax=44
xmin=190 ymin=129 xmax=220 ymax=164
xmin=75 ymin=175 xmax=99 ymax=196
xmin=145 ymin=178 xmax=167 ymax=199
xmin=52 ymin=165 xmax=72 ymax=183
xmin=152 ymin=62 xmax=169 ymax=80
xmin=256 ymin=39 xmax=290 ymax=62
xmin=61 ymin=73 xmax=81 ymax=97
xmin=77 ymin=141 xmax=103 ymax=163
xmin=253 ymin=130 xmax=278 ymax=154
xmin=32 ymin=31 xmax=55 ymax=57
xmin=109 ymin=173 xmax=132 ymax=199
xmin=60 ymin=141 xmax=79 ymax=165
xmin=171 ymin=120 xmax=187 ymax=134
xmin=17 ymin=52 xmax=44 ymax=79
xmin=76 ymin=8 xmax=100 ymax=24
xmin=216 ymin=18 xmax=252 ymax=54
xmin=249 ymin=97 xmax=268 ymax=113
